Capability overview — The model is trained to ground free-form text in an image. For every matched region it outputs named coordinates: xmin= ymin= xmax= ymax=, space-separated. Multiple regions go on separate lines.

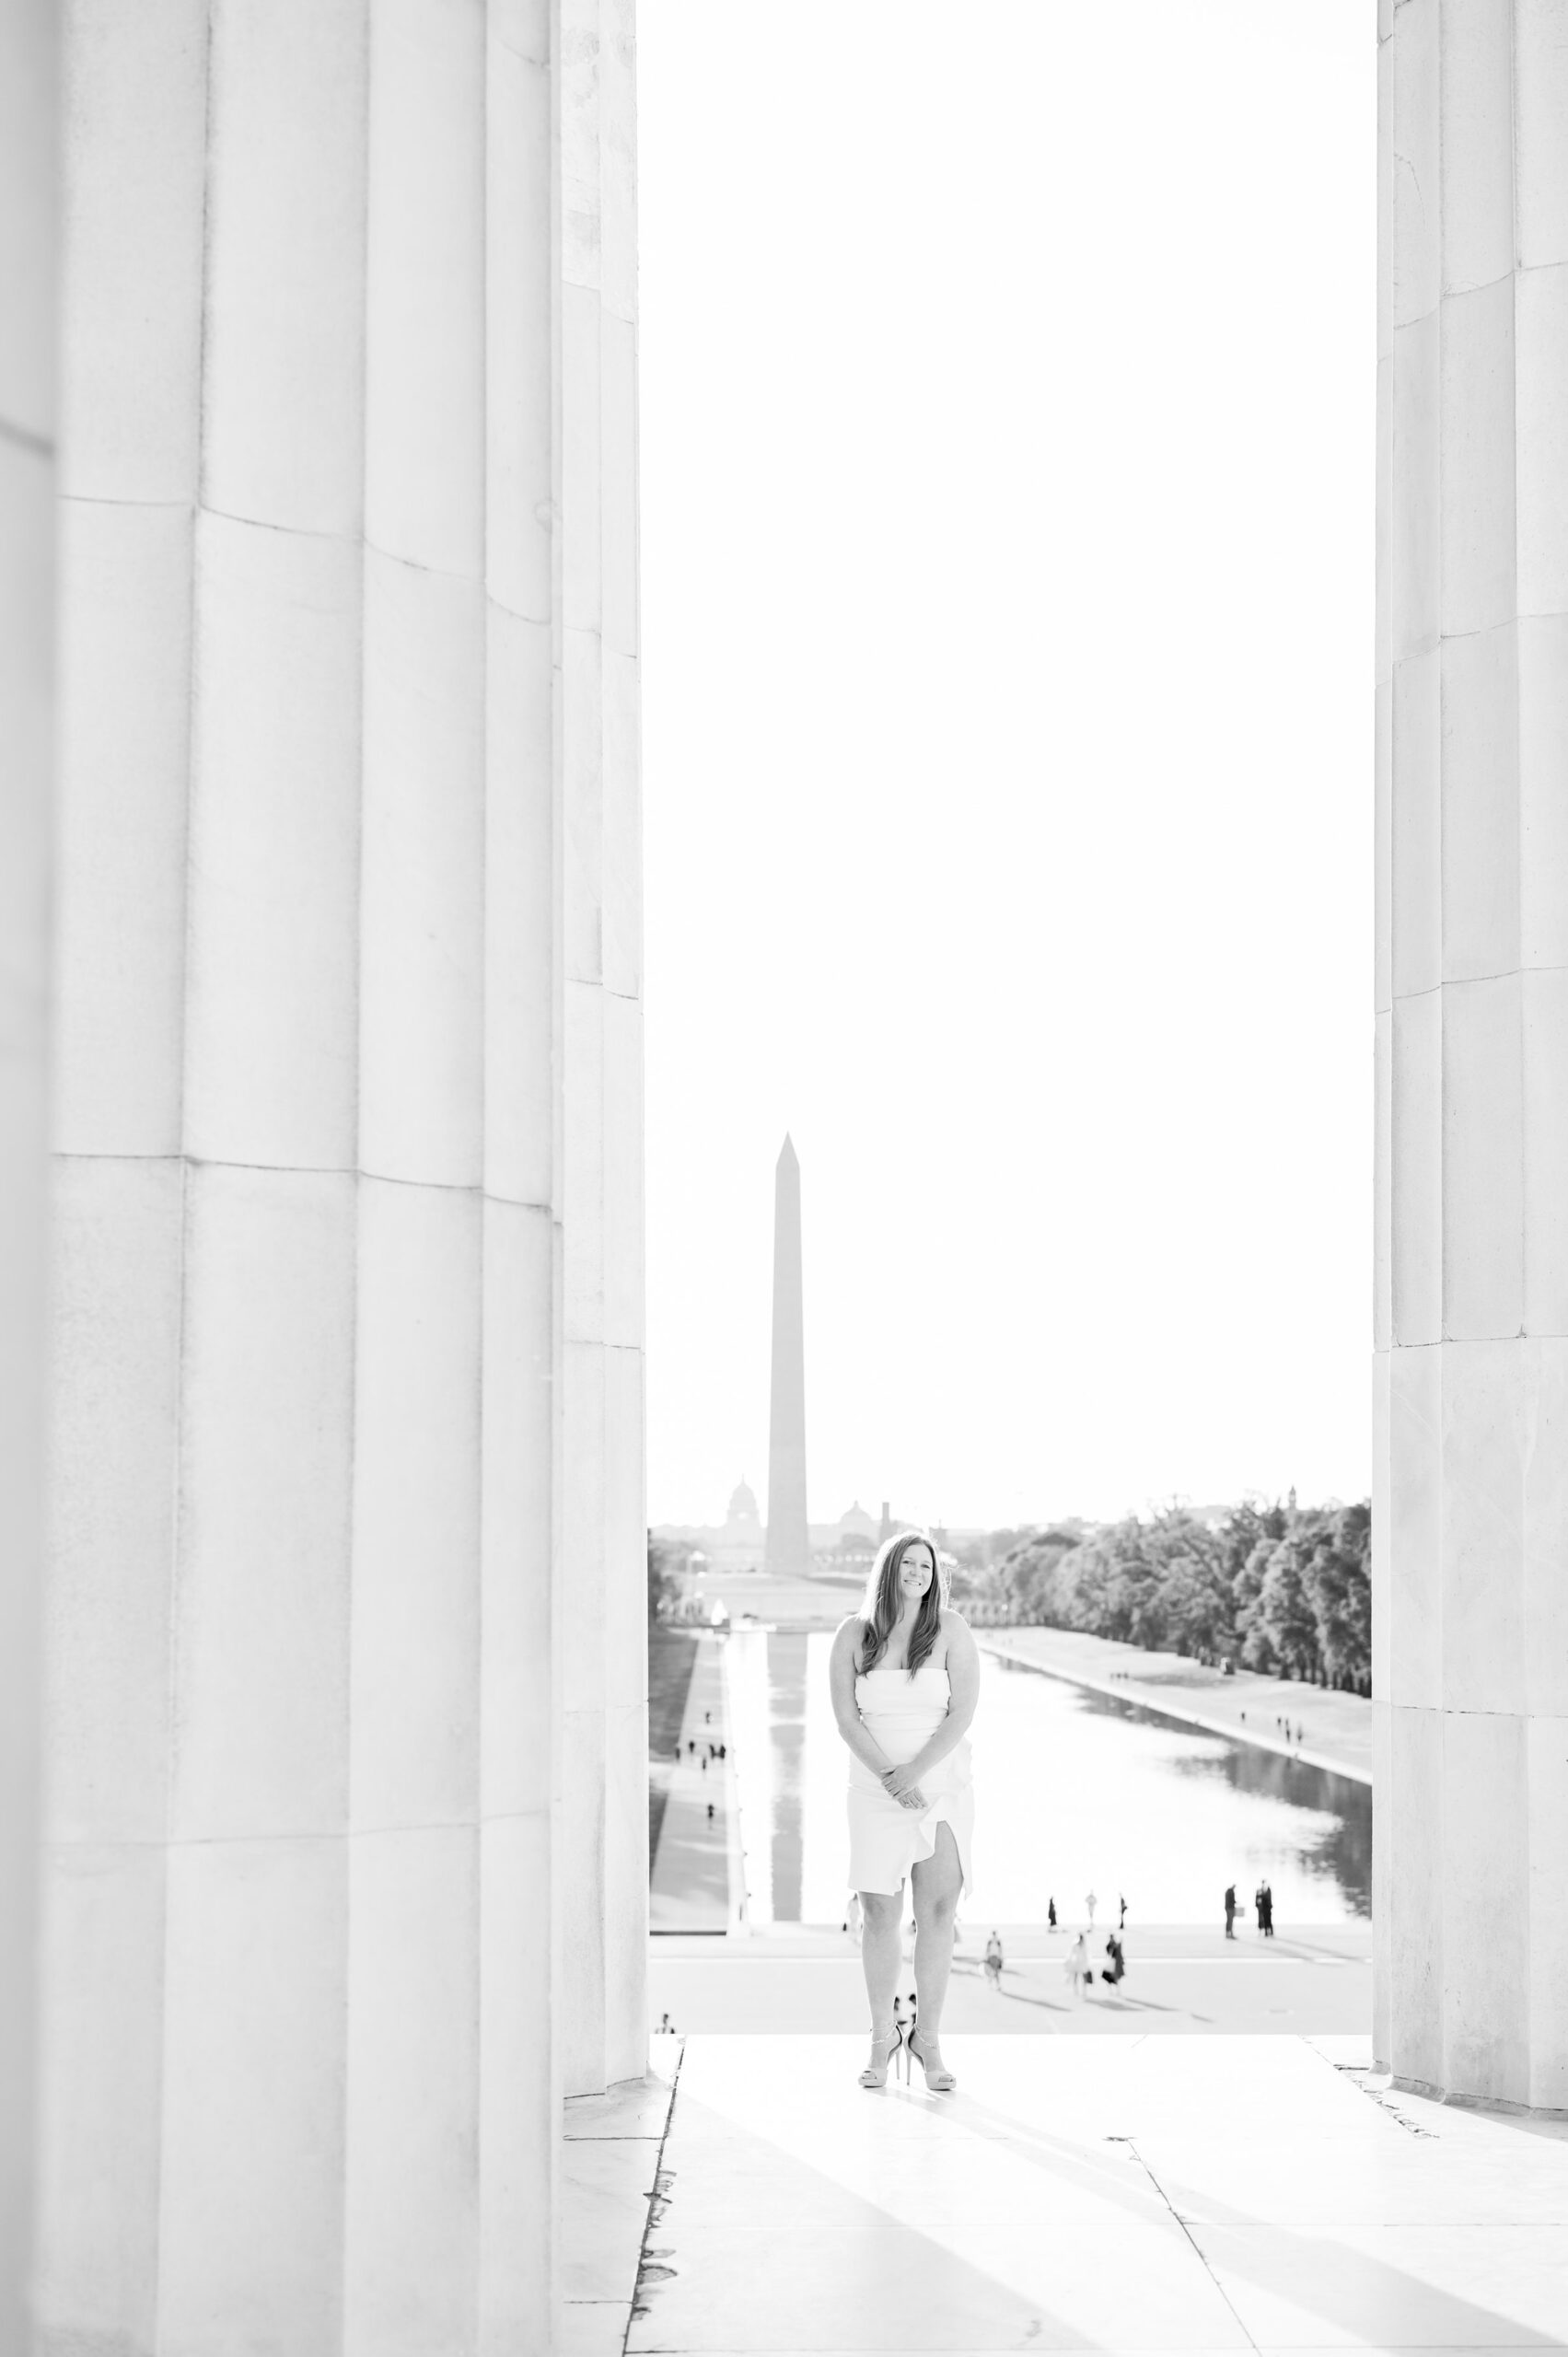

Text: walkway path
xmin=650 ymin=1922 xmax=1370 ymax=2038
xmin=649 ymin=1635 xmax=740 ymax=1933
xmin=630 ymin=2033 xmax=1568 ymax=2351
xmin=978 ymin=1625 xmax=1372 ymax=1782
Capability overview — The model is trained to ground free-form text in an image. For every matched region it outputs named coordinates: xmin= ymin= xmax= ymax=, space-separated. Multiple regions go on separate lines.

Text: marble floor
xmin=563 ymin=2045 xmax=683 ymax=2355
xmin=625 ymin=2033 xmax=1568 ymax=2352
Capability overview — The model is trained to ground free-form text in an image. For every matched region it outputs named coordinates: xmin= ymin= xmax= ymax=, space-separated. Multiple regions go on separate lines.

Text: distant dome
xmin=838 ymin=1500 xmax=878 ymax=1540
xmin=726 ymin=1480 xmax=761 ymax=1525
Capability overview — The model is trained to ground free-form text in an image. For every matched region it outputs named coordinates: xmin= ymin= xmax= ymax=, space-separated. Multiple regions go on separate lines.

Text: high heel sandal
xmin=858 ymin=2023 xmax=905 ymax=2089
xmin=907 ymin=2028 xmax=957 ymax=2092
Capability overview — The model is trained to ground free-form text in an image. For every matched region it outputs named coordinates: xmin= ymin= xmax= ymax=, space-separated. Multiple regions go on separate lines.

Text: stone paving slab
xmin=631 ymin=2035 xmax=1568 ymax=2352
xmin=563 ymin=2037 xmax=681 ymax=2352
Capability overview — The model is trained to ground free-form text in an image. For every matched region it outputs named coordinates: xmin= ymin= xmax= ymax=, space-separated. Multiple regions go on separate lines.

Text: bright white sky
xmin=640 ymin=2 xmax=1375 ymax=1533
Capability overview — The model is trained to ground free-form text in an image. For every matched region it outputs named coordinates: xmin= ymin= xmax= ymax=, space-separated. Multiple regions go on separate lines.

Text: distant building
xmin=713 ymin=1479 xmax=765 ymax=1569
xmin=811 ymin=1504 xmax=879 ymax=1575
xmin=653 ymin=1478 xmax=766 ymax=1573
xmin=655 ymin=1492 xmax=947 ymax=1585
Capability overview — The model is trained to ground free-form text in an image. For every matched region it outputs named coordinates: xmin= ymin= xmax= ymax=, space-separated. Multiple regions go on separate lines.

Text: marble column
xmin=0 ymin=3 xmax=56 ymax=2342
xmin=39 ymin=4 xmax=643 ymax=2351
xmin=765 ymin=1135 xmax=810 ymax=1577
xmin=1375 ymin=0 xmax=1568 ymax=2112
xmin=556 ymin=0 xmax=648 ymax=2103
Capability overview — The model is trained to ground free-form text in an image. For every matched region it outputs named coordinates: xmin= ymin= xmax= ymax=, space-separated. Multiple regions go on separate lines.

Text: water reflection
xmin=1074 ymin=1679 xmax=1372 ymax=1917
xmin=724 ymin=1634 xmax=1371 ymax=1926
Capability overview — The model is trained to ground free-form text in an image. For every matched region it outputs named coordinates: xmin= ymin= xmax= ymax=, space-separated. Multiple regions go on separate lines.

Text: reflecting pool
xmin=723 ymin=1630 xmax=1371 ymax=1926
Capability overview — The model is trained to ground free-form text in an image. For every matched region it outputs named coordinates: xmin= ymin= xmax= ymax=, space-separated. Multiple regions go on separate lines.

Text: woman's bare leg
xmin=910 ymin=1824 xmax=963 ymax=2060
xmin=858 ymin=1889 xmax=903 ymax=2035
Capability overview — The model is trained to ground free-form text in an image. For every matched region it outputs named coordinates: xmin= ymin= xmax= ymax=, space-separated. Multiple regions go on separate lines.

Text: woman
xmin=829 ymin=1530 xmax=979 ymax=2092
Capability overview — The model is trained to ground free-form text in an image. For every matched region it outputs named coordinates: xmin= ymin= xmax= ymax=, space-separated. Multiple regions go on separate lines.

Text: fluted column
xmin=40 ymin=4 xmax=643 ymax=2350
xmin=0 ymin=3 xmax=56 ymax=2342
xmin=556 ymin=0 xmax=647 ymax=2099
xmin=1375 ymin=0 xmax=1568 ymax=2112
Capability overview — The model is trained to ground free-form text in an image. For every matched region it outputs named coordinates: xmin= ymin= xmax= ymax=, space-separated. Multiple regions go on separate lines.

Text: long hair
xmin=857 ymin=1529 xmax=943 ymax=1677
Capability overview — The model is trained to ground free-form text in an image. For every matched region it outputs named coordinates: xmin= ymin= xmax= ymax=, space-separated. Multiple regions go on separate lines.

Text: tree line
xmin=951 ymin=1499 xmax=1372 ymax=1694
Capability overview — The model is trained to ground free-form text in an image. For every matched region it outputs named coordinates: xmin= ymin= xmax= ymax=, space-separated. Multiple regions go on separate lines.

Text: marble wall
xmin=20 ymin=3 xmax=645 ymax=2348
xmin=1375 ymin=0 xmax=1568 ymax=2113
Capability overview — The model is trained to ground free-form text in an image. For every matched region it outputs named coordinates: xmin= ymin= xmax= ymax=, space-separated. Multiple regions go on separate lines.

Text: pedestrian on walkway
xmin=1254 ymin=1878 xmax=1266 ymax=1934
xmin=1048 ymin=1896 xmax=1057 ymax=1929
xmin=1065 ymin=1931 xmax=1091 ymax=1998
xmin=1086 ymin=1889 xmax=1098 ymax=1926
xmin=1118 ymin=1893 xmax=1128 ymax=1929
xmin=1100 ymin=1931 xmax=1125 ymax=1987
xmin=1259 ymin=1879 xmax=1274 ymax=1936
xmin=1225 ymin=1882 xmax=1237 ymax=1938
xmin=984 ymin=1930 xmax=1004 ymax=1990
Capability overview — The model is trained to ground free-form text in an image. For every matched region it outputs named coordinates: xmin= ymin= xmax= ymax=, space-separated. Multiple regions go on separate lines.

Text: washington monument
xmin=766 ymin=1136 xmax=810 ymax=1575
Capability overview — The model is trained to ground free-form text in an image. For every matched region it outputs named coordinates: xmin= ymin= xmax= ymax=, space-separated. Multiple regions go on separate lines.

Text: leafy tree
xmin=647 ymin=1534 xmax=686 ymax=1624
xmin=1241 ymin=1539 xmax=1318 ymax=1678
xmin=950 ymin=1492 xmax=1370 ymax=1688
xmin=1298 ymin=1503 xmax=1371 ymax=1687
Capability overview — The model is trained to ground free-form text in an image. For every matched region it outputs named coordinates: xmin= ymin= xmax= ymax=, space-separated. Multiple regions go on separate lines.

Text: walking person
xmin=1253 ymin=1878 xmax=1266 ymax=1935
xmin=830 ymin=1531 xmax=979 ymax=2092
xmin=1086 ymin=1888 xmax=1098 ymax=1927
xmin=983 ymin=1929 xmax=1005 ymax=1991
xmin=1100 ymin=1930 xmax=1126 ymax=1987
xmin=1259 ymin=1879 xmax=1274 ymax=1936
xmin=1224 ymin=1881 xmax=1237 ymax=1938
xmin=1048 ymin=1896 xmax=1057 ymax=1930
xmin=1065 ymin=1930 xmax=1091 ymax=1998
xmin=1118 ymin=1893 xmax=1127 ymax=1930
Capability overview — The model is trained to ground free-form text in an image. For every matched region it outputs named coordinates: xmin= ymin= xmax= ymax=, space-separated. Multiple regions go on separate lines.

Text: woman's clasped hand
xmin=880 ymin=1759 xmax=927 ymax=1808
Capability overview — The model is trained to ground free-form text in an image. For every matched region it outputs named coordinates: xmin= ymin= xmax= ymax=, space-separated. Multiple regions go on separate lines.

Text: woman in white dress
xmin=829 ymin=1531 xmax=980 ymax=2092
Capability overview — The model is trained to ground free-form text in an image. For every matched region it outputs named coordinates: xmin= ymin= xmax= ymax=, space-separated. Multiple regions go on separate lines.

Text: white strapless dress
xmin=848 ymin=1663 xmax=973 ymax=1897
